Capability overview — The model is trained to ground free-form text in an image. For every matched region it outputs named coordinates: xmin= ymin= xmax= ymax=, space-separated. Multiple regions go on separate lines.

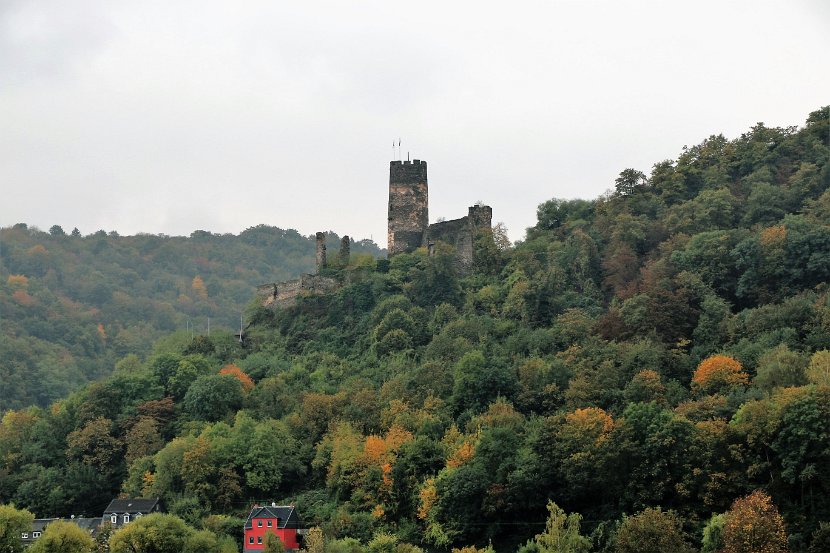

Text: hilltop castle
xmin=387 ymin=159 xmax=492 ymax=271
xmin=259 ymin=159 xmax=492 ymax=308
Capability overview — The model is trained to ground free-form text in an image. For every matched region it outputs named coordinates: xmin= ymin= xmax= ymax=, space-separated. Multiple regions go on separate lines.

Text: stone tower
xmin=388 ymin=160 xmax=428 ymax=255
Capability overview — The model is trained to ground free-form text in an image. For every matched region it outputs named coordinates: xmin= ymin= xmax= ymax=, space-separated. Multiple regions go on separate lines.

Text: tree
xmin=109 ymin=513 xmax=192 ymax=553
xmin=183 ymin=529 xmax=221 ymax=553
xmin=614 ymin=168 xmax=648 ymax=196
xmin=0 ymin=503 xmax=34 ymax=553
xmin=303 ymin=527 xmax=325 ymax=553
xmin=191 ymin=276 xmax=208 ymax=300
xmin=701 ymin=513 xmax=726 ymax=553
xmin=532 ymin=500 xmax=591 ymax=553
xmin=65 ymin=417 xmax=123 ymax=471
xmin=615 ymin=507 xmax=694 ymax=553
xmin=692 ymin=355 xmax=748 ymax=395
xmin=806 ymin=350 xmax=830 ymax=386
xmin=264 ymin=532 xmax=286 ymax=553
xmin=182 ymin=374 xmax=244 ymax=422
xmin=219 ymin=364 xmax=255 ymax=393
xmin=451 ymin=350 xmax=516 ymax=416
xmin=28 ymin=520 xmax=95 ymax=553
xmin=754 ymin=344 xmax=807 ymax=390
xmin=720 ymin=490 xmax=788 ymax=553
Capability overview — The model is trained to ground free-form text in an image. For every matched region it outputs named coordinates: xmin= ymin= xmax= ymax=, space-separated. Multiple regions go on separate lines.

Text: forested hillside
xmin=0 ymin=226 xmax=382 ymax=409
xmin=1 ymin=107 xmax=829 ymax=553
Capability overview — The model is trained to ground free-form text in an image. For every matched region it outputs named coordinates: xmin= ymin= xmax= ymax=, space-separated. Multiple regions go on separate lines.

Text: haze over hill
xmin=0 ymin=226 xmax=382 ymax=409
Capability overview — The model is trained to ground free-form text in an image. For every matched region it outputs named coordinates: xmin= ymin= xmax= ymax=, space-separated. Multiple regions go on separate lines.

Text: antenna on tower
xmin=398 ymin=138 xmax=401 ymax=161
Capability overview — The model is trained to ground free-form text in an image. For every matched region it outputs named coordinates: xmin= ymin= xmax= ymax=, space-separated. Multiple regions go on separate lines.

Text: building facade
xmin=243 ymin=504 xmax=301 ymax=552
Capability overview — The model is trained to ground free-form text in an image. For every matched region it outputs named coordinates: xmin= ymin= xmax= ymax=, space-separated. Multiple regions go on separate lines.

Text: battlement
xmin=390 ymin=160 xmax=428 ymax=184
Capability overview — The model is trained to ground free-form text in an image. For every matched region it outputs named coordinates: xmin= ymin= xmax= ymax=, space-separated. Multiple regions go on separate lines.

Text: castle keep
xmin=387 ymin=159 xmax=492 ymax=271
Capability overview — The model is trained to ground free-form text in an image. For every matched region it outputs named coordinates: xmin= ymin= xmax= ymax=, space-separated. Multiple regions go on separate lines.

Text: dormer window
xmin=21 ymin=533 xmax=29 ymax=539
xmin=33 ymin=532 xmax=41 ymax=538
xmin=136 ymin=513 xmax=143 ymax=519
xmin=111 ymin=514 xmax=117 ymax=524
xmin=123 ymin=514 xmax=130 ymax=524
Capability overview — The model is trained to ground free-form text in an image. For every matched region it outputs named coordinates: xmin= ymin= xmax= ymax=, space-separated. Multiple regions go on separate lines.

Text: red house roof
xmin=244 ymin=505 xmax=300 ymax=529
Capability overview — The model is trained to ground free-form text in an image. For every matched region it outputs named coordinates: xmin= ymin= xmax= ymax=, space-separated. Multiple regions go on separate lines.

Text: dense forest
xmin=0 ymin=226 xmax=381 ymax=410
xmin=1 ymin=106 xmax=829 ymax=553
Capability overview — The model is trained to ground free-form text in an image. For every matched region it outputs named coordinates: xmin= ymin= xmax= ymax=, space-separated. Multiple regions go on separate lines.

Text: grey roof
xmin=24 ymin=518 xmax=101 ymax=541
xmin=72 ymin=517 xmax=102 ymax=536
xmin=31 ymin=519 xmax=58 ymax=532
xmin=103 ymin=498 xmax=160 ymax=514
xmin=244 ymin=505 xmax=299 ymax=529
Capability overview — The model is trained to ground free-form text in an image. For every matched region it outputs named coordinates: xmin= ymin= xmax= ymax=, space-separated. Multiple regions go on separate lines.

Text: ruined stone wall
xmin=258 ymin=274 xmax=339 ymax=309
xmin=426 ymin=204 xmax=493 ymax=273
xmin=427 ymin=217 xmax=475 ymax=269
xmin=388 ymin=160 xmax=428 ymax=255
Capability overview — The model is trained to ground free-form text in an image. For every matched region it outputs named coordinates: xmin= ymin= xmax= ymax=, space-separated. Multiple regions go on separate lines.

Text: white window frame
xmin=21 ymin=533 xmax=29 ymax=539
xmin=33 ymin=532 xmax=41 ymax=538
xmin=123 ymin=514 xmax=130 ymax=524
xmin=111 ymin=514 xmax=117 ymax=524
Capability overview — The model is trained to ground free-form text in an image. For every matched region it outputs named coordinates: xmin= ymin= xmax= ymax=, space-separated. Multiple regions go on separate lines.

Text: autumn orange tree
xmin=692 ymin=355 xmax=748 ymax=395
xmin=219 ymin=364 xmax=255 ymax=393
xmin=721 ymin=490 xmax=788 ymax=553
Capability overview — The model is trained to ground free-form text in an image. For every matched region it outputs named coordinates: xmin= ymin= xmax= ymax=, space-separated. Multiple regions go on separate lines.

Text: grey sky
xmin=2 ymin=0 xmax=828 ymax=245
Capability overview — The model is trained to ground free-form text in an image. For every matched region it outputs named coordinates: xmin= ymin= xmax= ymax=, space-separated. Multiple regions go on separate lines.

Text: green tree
xmin=701 ymin=513 xmax=726 ymax=553
xmin=183 ymin=529 xmax=221 ymax=553
xmin=182 ymin=374 xmax=244 ymax=422
xmin=109 ymin=513 xmax=192 ymax=553
xmin=29 ymin=520 xmax=95 ymax=553
xmin=264 ymin=532 xmax=286 ymax=553
xmin=754 ymin=344 xmax=807 ymax=390
xmin=0 ymin=503 xmax=34 ymax=553
xmin=533 ymin=500 xmax=591 ymax=553
xmin=615 ymin=507 xmax=694 ymax=553
xmin=614 ymin=169 xmax=648 ymax=196
xmin=451 ymin=350 xmax=516 ymax=416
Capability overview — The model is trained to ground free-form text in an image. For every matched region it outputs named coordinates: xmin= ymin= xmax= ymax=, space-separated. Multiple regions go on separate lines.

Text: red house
xmin=244 ymin=504 xmax=301 ymax=552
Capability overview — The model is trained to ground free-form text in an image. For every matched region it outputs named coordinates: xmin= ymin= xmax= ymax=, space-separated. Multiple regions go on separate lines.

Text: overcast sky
xmin=2 ymin=1 xmax=828 ymax=245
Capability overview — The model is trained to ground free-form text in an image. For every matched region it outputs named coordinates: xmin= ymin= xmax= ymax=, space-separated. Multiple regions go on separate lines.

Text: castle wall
xmin=258 ymin=274 xmax=339 ymax=309
xmin=427 ymin=217 xmax=475 ymax=269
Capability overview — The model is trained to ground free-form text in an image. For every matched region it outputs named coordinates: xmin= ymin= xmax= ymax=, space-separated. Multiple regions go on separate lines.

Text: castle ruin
xmin=260 ymin=158 xmax=493 ymax=309
xmin=387 ymin=159 xmax=492 ymax=271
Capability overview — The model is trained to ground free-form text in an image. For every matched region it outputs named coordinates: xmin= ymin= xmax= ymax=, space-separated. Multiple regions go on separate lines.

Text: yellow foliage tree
xmin=192 ymin=275 xmax=208 ymax=300
xmin=693 ymin=355 xmax=748 ymax=395
xmin=721 ymin=490 xmax=788 ymax=553
xmin=806 ymin=350 xmax=830 ymax=386
xmin=6 ymin=274 xmax=28 ymax=290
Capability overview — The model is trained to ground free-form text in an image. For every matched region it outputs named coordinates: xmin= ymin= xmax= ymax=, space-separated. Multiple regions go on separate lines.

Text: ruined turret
xmin=315 ymin=232 xmax=326 ymax=273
